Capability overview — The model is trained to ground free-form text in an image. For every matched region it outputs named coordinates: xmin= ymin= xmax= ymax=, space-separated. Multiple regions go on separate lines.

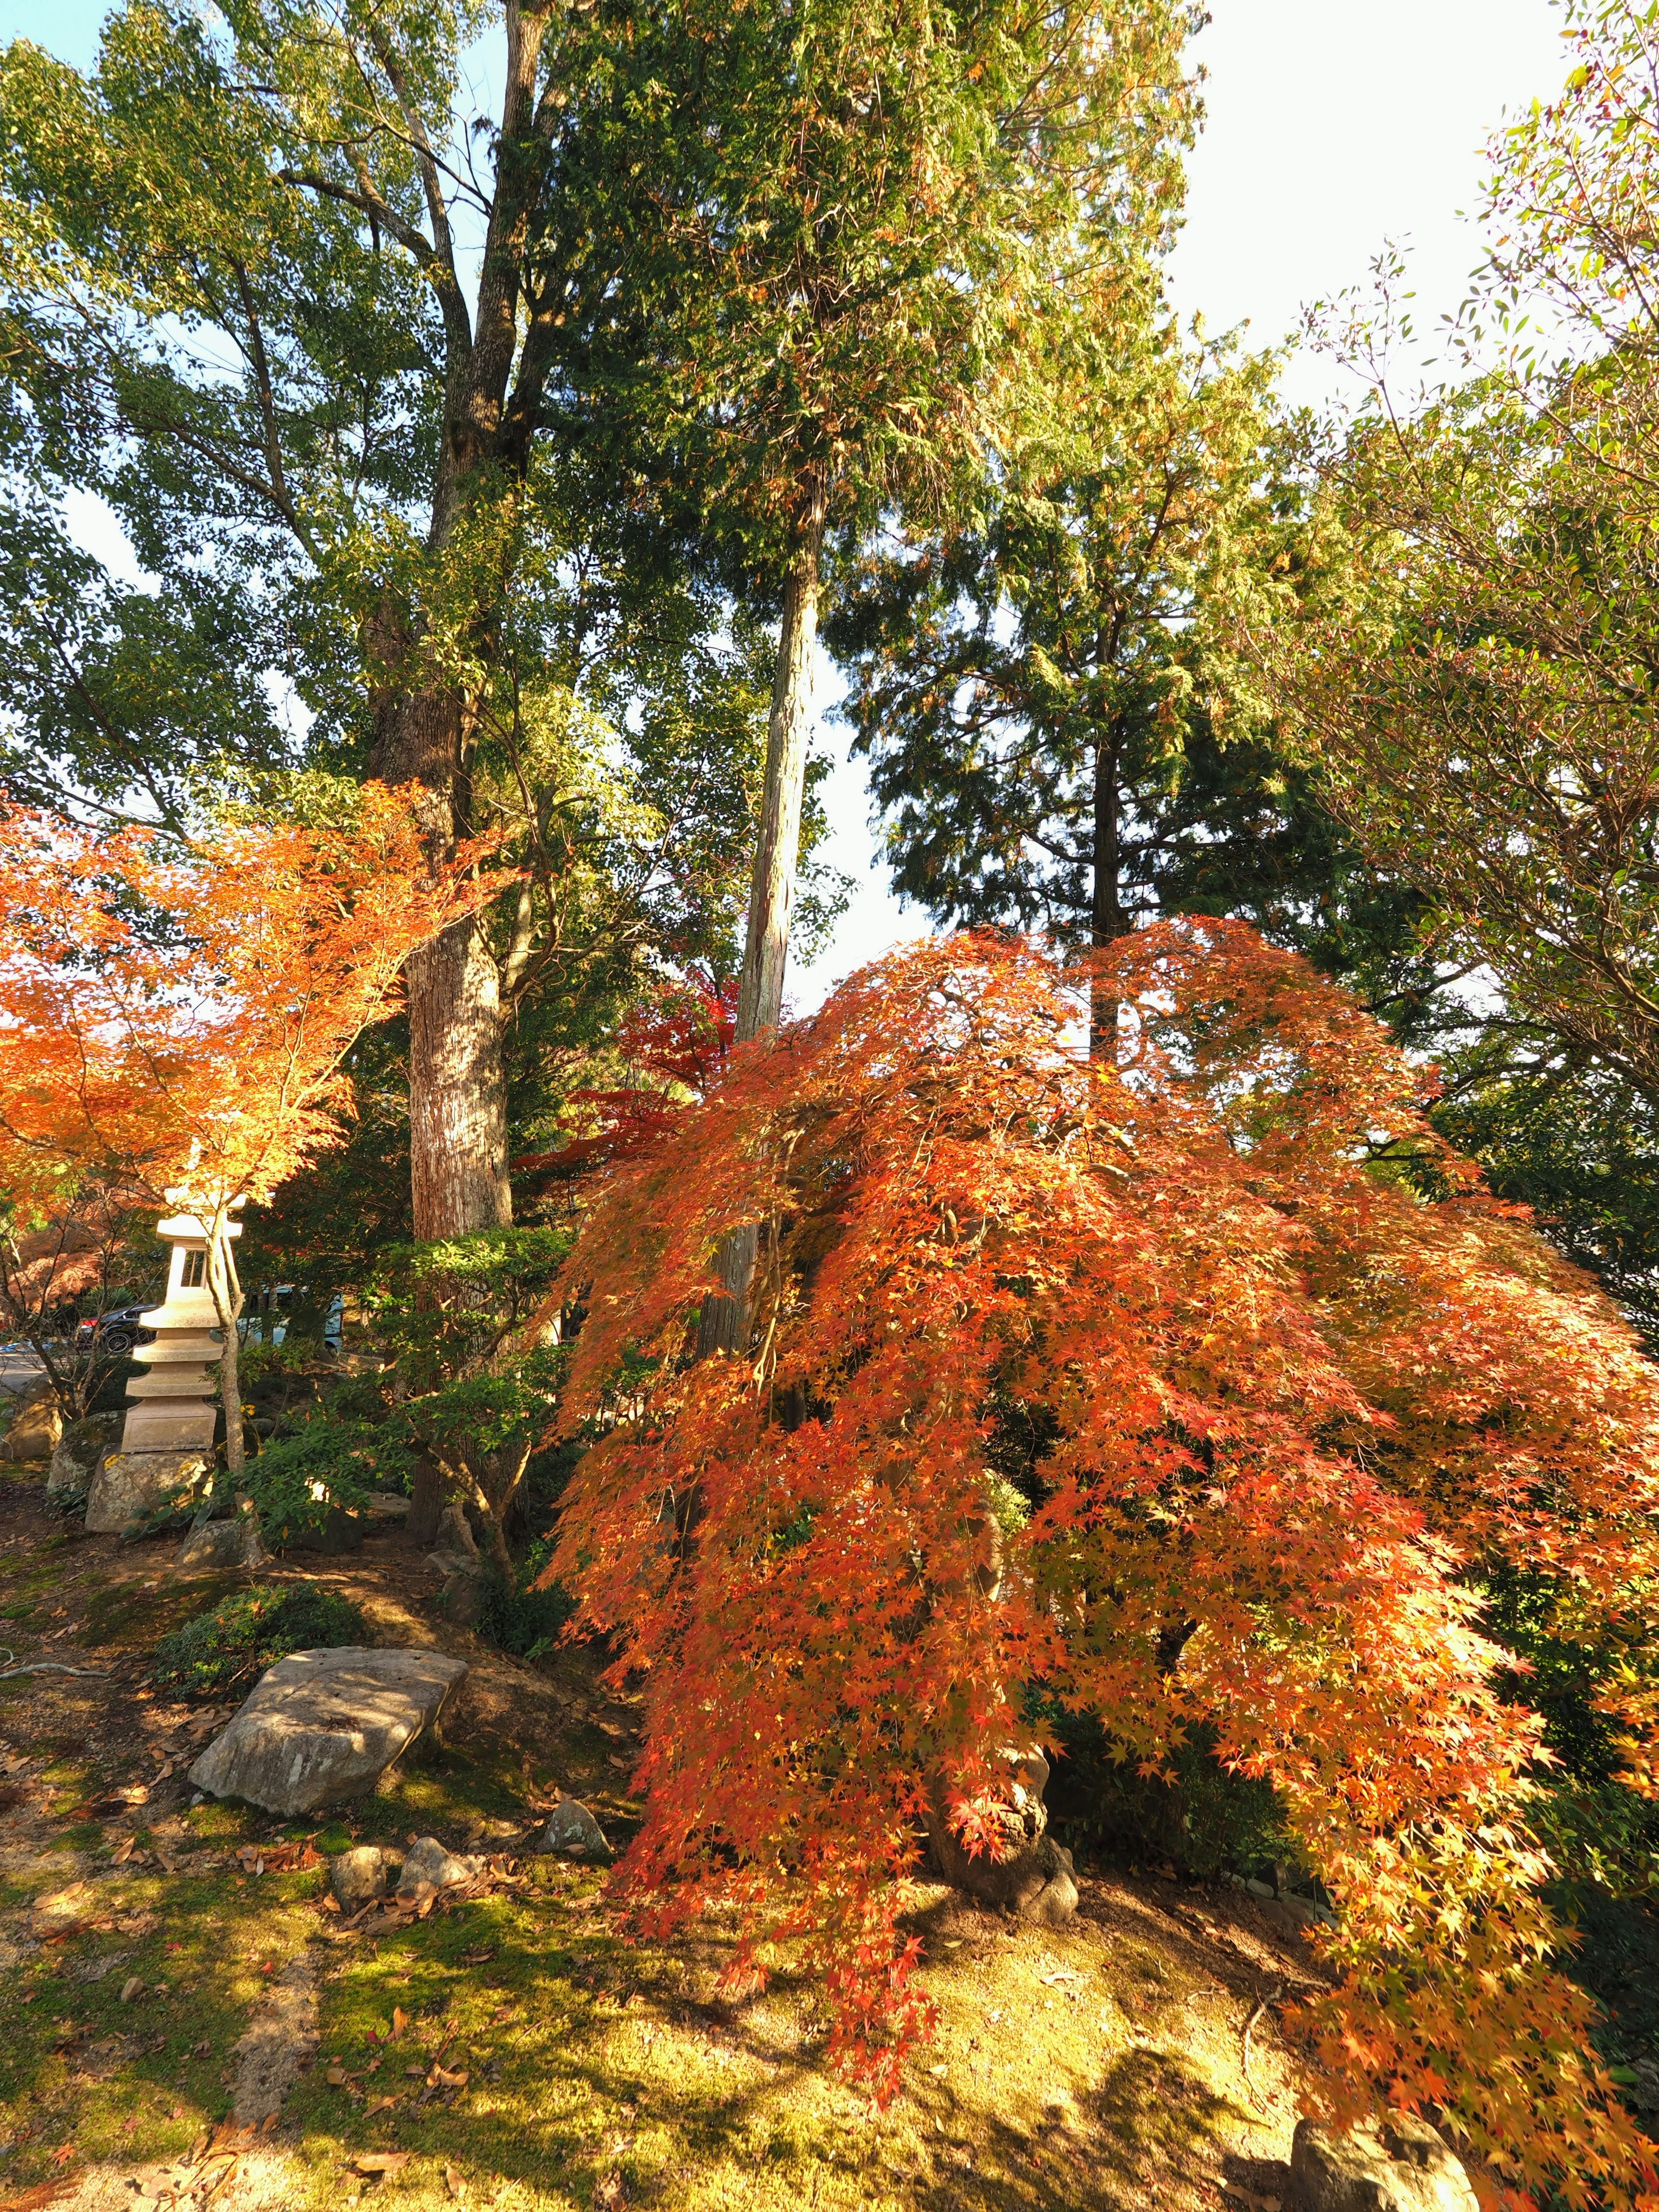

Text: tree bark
xmin=737 ymin=492 xmax=827 ymax=1041
xmin=699 ymin=490 xmax=827 ymax=1359
xmin=205 ymin=1214 xmax=247 ymax=1479
xmin=1090 ymin=715 xmax=1126 ymax=1062
xmin=370 ymin=664 xmax=513 ymax=1241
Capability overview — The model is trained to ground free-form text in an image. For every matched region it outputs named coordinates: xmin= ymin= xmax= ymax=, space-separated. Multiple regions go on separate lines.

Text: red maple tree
xmin=548 ymin=920 xmax=1659 ymax=2208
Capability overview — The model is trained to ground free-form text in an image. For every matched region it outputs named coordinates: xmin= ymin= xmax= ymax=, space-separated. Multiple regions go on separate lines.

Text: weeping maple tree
xmin=550 ymin=921 xmax=1659 ymax=2207
xmin=0 ymin=785 xmax=489 ymax=1465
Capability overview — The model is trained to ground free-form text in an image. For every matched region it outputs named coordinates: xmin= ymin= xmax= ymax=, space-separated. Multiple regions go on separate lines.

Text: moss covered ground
xmin=0 ymin=1468 xmax=1317 ymax=2212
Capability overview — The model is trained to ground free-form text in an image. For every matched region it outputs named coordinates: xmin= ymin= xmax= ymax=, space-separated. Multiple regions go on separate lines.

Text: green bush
xmin=474 ymin=1537 xmax=577 ymax=1663
xmin=1043 ymin=1711 xmax=1295 ymax=1881
xmin=152 ymin=1583 xmax=367 ymax=1699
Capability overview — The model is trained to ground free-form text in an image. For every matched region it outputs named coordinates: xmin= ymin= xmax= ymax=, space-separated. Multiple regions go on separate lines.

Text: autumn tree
xmin=0 ymin=1174 xmax=161 ymax=1421
xmin=547 ymin=924 xmax=1659 ymax=2205
xmin=0 ymin=784 xmax=487 ymax=1470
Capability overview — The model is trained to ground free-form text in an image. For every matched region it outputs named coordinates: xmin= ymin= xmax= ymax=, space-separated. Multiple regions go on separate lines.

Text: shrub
xmin=1045 ymin=1712 xmax=1294 ymax=1882
xmin=475 ymin=1537 xmax=577 ymax=1662
xmin=152 ymin=1583 xmax=366 ymax=1698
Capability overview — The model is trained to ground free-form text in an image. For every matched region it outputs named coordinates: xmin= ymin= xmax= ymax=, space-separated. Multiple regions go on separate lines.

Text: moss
xmin=79 ymin=1572 xmax=246 ymax=1653
xmin=151 ymin=1584 xmax=367 ymax=1698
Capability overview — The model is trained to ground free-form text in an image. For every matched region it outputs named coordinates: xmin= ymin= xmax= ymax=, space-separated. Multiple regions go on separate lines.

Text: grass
xmin=0 ymin=1744 xmax=1295 ymax=2209
xmin=0 ymin=1504 xmax=1314 ymax=2209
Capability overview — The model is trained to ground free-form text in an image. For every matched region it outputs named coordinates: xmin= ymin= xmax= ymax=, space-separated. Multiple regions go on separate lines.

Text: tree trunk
xmin=406 ymin=918 xmax=512 ymax=1239
xmin=737 ymin=492 xmax=827 ymax=1041
xmin=205 ymin=1218 xmax=246 ymax=1479
xmin=371 ymin=672 xmax=513 ymax=1241
xmin=699 ymin=491 xmax=826 ymax=1359
xmin=1090 ymin=716 xmax=1125 ymax=1062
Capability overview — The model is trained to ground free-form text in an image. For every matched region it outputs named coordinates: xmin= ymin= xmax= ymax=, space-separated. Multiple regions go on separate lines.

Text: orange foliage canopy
xmin=0 ymin=787 xmax=489 ymax=1218
xmin=551 ymin=922 xmax=1659 ymax=2209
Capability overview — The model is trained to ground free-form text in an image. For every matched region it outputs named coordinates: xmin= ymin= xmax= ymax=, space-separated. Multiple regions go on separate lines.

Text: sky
xmin=2 ymin=0 xmax=1572 ymax=1006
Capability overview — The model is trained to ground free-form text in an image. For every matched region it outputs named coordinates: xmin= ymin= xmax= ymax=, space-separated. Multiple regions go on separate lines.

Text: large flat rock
xmin=188 ymin=1646 xmax=468 ymax=1816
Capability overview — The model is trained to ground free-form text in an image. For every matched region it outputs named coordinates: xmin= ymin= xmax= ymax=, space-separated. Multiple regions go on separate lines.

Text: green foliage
xmin=1045 ymin=1712 xmax=1295 ymax=1881
xmin=1530 ymin=1783 xmax=1659 ymax=1902
xmin=151 ymin=1582 xmax=366 ymax=1699
xmin=240 ymin=1410 xmax=404 ymax=1545
xmin=475 ymin=1538 xmax=578 ymax=1664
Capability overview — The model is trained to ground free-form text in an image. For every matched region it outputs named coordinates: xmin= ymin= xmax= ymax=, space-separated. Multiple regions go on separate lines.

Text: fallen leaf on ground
xmin=31 ymin=1882 xmax=97 ymax=1938
xmin=460 ymin=1947 xmax=496 ymax=1964
xmin=350 ymin=2151 xmax=412 ymax=2174
xmin=444 ymin=2166 xmax=466 ymax=2201
xmin=120 ymin=1976 xmax=143 ymax=2002
xmin=391 ymin=2005 xmax=409 ymax=2040
xmin=365 ymin=2094 xmax=400 ymax=2115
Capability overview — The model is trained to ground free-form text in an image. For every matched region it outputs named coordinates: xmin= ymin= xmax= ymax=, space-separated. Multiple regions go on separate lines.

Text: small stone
xmin=178 ymin=1517 xmax=267 ymax=1572
xmin=330 ymin=1846 xmax=392 ymax=1912
xmin=534 ymin=1800 xmax=610 ymax=1860
xmin=120 ymin=1976 xmax=143 ymax=2003
xmin=1292 ymin=2116 xmax=1479 ymax=2212
xmin=397 ymin=1836 xmax=482 ymax=1894
xmin=1246 ymin=1877 xmax=1276 ymax=1899
xmin=1 ymin=1392 xmax=63 ymax=1463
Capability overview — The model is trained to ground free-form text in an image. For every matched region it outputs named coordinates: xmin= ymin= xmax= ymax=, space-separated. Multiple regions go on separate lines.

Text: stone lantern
xmin=84 ymin=1201 xmax=240 ymax=1535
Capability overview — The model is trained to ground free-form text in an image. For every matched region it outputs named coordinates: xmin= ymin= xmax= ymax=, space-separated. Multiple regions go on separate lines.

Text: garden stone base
xmin=85 ymin=1449 xmax=210 ymax=1534
xmin=188 ymin=1645 xmax=469 ymax=1816
xmin=48 ymin=1412 xmax=121 ymax=1503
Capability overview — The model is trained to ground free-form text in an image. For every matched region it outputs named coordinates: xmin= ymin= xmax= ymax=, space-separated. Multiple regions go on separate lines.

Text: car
xmin=75 ymin=1305 xmax=156 ymax=1356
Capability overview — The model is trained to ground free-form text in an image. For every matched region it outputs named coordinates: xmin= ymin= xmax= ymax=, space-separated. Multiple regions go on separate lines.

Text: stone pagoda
xmin=84 ymin=1201 xmax=240 ymax=1535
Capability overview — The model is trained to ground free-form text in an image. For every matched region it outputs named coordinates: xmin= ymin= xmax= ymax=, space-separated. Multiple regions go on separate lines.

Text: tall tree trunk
xmin=737 ymin=494 xmax=827 ymax=1040
xmin=371 ymin=661 xmax=513 ymax=1241
xmin=1090 ymin=716 xmax=1125 ymax=1062
xmin=699 ymin=489 xmax=827 ymax=1358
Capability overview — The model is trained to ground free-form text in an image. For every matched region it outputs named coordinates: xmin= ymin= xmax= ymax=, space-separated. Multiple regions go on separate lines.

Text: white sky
xmin=3 ymin=0 xmax=1572 ymax=1006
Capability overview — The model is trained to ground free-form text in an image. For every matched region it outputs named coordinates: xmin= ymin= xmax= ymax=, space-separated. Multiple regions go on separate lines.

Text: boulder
xmin=85 ymin=1449 xmax=211 ymax=1535
xmin=1 ymin=1392 xmax=63 ymax=1464
xmin=534 ymin=1799 xmax=610 ymax=1860
xmin=179 ymin=1513 xmax=267 ymax=1572
xmin=1291 ymin=2117 xmax=1479 ymax=2212
xmin=330 ymin=1845 xmax=394 ymax=1912
xmin=48 ymin=1412 xmax=121 ymax=1502
xmin=188 ymin=1645 xmax=469 ymax=1816
xmin=924 ymin=1745 xmax=1079 ymax=1927
xmin=397 ymin=1835 xmax=482 ymax=1894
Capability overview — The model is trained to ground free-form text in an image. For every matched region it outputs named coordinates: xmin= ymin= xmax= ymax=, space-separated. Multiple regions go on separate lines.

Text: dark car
xmin=75 ymin=1305 xmax=156 ymax=1356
